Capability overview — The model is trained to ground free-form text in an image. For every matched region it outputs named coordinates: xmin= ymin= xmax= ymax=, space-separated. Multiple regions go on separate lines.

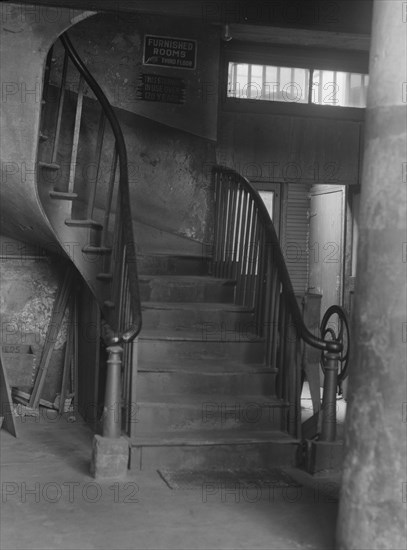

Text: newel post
xmin=304 ymin=350 xmax=343 ymax=474
xmin=102 ymin=345 xmax=123 ymax=438
xmin=320 ymin=351 xmax=338 ymax=442
xmin=90 ymin=345 xmax=129 ymax=479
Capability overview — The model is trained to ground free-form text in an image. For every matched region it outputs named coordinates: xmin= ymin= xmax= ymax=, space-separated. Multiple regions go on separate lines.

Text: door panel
xmin=254 ymin=182 xmax=281 ymax=237
xmin=308 ymin=186 xmax=345 ymax=318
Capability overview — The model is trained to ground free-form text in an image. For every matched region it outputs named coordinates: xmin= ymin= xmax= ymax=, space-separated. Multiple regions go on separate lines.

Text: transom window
xmin=227 ymin=62 xmax=369 ymax=108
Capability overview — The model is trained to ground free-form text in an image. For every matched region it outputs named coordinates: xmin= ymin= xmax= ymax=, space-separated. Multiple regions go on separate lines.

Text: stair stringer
xmin=36 ymin=171 xmax=113 ymax=320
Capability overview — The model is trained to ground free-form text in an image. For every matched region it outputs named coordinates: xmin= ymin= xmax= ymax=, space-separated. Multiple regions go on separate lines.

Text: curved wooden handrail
xmin=60 ymin=33 xmax=142 ymax=344
xmin=212 ymin=165 xmax=345 ymax=437
xmin=213 ymin=165 xmax=342 ymax=355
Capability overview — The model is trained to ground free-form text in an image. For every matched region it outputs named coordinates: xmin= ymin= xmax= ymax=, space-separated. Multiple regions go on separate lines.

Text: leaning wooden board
xmin=0 ymin=349 xmax=18 ymax=437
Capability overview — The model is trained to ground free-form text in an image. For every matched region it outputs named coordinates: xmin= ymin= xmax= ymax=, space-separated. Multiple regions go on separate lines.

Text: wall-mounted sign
xmin=143 ymin=35 xmax=197 ymax=70
xmin=137 ymin=74 xmax=186 ymax=104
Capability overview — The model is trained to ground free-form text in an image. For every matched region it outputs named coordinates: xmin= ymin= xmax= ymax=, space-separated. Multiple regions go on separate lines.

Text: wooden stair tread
xmin=97 ymin=273 xmax=113 ymax=281
xmin=142 ymin=301 xmax=253 ymax=312
xmin=137 ymin=252 xmax=212 ymax=260
xmin=137 ymin=394 xmax=286 ymax=406
xmin=82 ymin=245 xmax=112 ymax=254
xmin=49 ymin=191 xmax=78 ymax=200
xmin=39 ymin=161 xmax=60 ymax=170
xmin=132 ymin=429 xmax=297 ymax=446
xmin=138 ymin=360 xmax=272 ymax=373
xmin=139 ymin=328 xmax=263 ymax=342
xmin=65 ymin=219 xmax=103 ymax=229
xmin=139 ymin=275 xmax=235 ymax=284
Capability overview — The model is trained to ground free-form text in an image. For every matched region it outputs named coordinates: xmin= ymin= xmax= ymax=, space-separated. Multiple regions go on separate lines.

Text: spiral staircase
xmin=9 ymin=32 xmax=346 ymax=472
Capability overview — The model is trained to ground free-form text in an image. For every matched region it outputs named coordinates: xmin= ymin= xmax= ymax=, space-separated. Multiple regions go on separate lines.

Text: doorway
xmin=308 ymin=184 xmax=346 ymax=319
xmin=254 ymin=182 xmax=281 ymax=237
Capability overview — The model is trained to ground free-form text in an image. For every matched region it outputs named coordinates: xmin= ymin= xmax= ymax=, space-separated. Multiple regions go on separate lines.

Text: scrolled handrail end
xmin=325 ymin=340 xmax=343 ymax=354
xmin=121 ymin=322 xmax=142 ymax=344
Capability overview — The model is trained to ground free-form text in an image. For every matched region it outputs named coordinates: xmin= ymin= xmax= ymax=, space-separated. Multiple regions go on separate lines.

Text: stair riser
xmin=142 ymin=308 xmax=256 ymax=332
xmin=87 ymin=229 xmax=102 ymax=248
xmin=138 ymin=340 xmax=265 ymax=363
xmin=135 ymin=403 xmax=284 ymax=432
xmin=137 ymin=255 xmax=211 ymax=276
xmin=137 ymin=372 xmax=275 ymax=397
xmin=140 ymin=280 xmax=235 ymax=303
xmin=130 ymin=442 xmax=298 ymax=471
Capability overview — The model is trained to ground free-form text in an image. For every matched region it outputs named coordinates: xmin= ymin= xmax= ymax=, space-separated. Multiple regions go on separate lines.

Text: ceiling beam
xmin=227 ymin=25 xmax=371 ymax=51
xmin=3 ymin=1 xmax=373 ymax=35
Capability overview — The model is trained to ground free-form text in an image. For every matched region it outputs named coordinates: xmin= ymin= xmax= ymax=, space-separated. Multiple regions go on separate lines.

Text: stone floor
xmin=1 ymin=388 xmax=345 ymax=550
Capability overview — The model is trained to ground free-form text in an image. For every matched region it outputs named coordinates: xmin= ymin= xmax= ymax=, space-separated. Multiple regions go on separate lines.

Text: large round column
xmin=336 ymin=1 xmax=407 ymax=549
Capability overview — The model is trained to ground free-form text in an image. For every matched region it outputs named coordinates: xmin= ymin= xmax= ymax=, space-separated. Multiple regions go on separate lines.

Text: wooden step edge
xmin=131 ymin=430 xmax=298 ymax=447
xmin=137 ymin=399 xmax=288 ymax=410
xmin=65 ymin=219 xmax=103 ymax=230
xmin=141 ymin=301 xmax=254 ymax=312
xmin=49 ymin=191 xmax=78 ymax=201
xmin=39 ymin=161 xmax=60 ymax=170
xmin=97 ymin=273 xmax=113 ymax=281
xmin=138 ymin=365 xmax=278 ymax=374
xmin=139 ymin=274 xmax=237 ymax=284
xmin=136 ymin=252 xmax=213 ymax=260
xmin=82 ymin=245 xmax=112 ymax=255
xmin=139 ymin=331 xmax=265 ymax=343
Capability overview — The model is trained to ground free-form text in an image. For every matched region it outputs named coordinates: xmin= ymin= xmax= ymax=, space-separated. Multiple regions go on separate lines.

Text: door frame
xmin=253 ymin=181 xmax=282 ymax=237
xmin=308 ymin=184 xmax=346 ymax=311
xmin=343 ymin=184 xmax=361 ymax=317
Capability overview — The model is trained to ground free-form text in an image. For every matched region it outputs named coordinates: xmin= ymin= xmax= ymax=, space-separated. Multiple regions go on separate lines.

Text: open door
xmin=253 ymin=182 xmax=281 ymax=236
xmin=308 ymin=184 xmax=346 ymax=396
xmin=308 ymin=185 xmax=346 ymax=317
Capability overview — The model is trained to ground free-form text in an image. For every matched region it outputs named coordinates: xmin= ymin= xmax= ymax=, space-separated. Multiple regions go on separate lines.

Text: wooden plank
xmin=28 ymin=269 xmax=74 ymax=409
xmin=67 ymin=75 xmax=84 ymax=194
xmin=58 ymin=297 xmax=74 ymax=414
xmin=51 ymin=50 xmax=69 ymax=165
xmin=0 ymin=349 xmax=17 ymax=437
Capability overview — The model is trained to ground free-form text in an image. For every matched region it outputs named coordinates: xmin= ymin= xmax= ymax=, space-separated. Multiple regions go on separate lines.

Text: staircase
xmin=131 ymin=251 xmax=298 ymax=470
xmin=31 ymin=31 xmax=345 ymax=473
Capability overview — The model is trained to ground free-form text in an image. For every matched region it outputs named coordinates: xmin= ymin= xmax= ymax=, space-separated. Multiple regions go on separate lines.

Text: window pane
xmin=227 ymin=62 xmax=309 ymax=103
xmin=249 ymin=64 xmax=263 ymax=99
xmin=312 ymin=69 xmax=368 ymax=108
xmin=228 ymin=63 xmax=249 ymax=98
xmin=228 ymin=62 xmax=368 ymax=108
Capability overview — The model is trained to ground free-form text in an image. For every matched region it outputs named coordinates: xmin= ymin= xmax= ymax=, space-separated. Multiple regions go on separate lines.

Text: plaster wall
xmin=63 ymin=12 xmax=220 ymax=140
xmin=43 ymin=12 xmax=219 ymax=243
xmin=0 ymin=235 xmax=68 ymax=401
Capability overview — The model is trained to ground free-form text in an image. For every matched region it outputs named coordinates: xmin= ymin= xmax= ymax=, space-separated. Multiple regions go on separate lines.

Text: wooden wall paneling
xmin=219 ymin=112 xmax=361 ymax=186
xmin=285 ymin=183 xmax=311 ymax=296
